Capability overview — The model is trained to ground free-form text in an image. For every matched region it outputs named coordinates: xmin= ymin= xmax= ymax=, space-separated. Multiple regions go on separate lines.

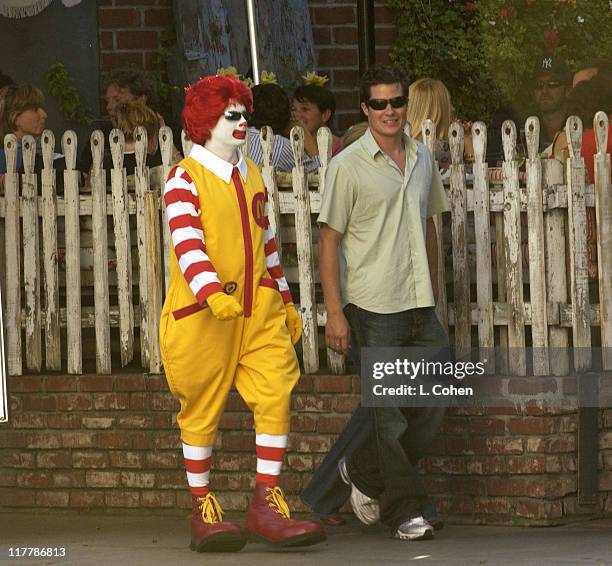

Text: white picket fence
xmin=0 ymin=113 xmax=610 ymax=378
xmin=426 ymin=113 xmax=611 ymax=376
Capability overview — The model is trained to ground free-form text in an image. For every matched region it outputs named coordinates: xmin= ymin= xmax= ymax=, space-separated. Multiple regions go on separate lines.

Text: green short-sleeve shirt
xmin=318 ymin=128 xmax=449 ymax=313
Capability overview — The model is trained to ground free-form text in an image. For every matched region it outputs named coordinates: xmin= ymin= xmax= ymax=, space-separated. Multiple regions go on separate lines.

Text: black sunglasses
xmin=534 ymin=80 xmax=564 ymax=90
xmin=365 ymin=95 xmax=407 ymax=111
xmin=224 ymin=110 xmax=250 ymax=121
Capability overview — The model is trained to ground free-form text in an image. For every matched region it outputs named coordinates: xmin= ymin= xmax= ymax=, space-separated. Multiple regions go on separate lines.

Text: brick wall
xmin=309 ymin=0 xmax=398 ymax=131
xmin=97 ymin=0 xmax=173 ymax=92
xmin=1 ymin=373 xmax=610 ymax=523
xmin=95 ymin=1 xmax=397 ymax=130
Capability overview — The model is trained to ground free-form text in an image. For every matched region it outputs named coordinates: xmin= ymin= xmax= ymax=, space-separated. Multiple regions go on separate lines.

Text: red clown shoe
xmin=246 ymin=484 xmax=326 ymax=547
xmin=190 ymin=492 xmax=246 ymax=552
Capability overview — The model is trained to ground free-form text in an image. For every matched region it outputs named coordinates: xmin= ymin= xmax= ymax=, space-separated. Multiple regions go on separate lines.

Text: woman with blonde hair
xmin=407 ymin=77 xmax=475 ymax=170
xmin=407 ymin=78 xmax=455 ymax=171
xmin=113 ymin=100 xmax=161 ymax=155
xmin=407 ymin=78 xmax=453 ymax=142
xmin=90 ymin=100 xmax=180 ymax=180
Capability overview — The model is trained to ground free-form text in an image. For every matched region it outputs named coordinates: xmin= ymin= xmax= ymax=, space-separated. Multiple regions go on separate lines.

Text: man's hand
xmin=325 ymin=311 xmax=350 ymax=355
xmin=207 ymin=292 xmax=243 ymax=321
xmin=285 ymin=303 xmax=302 ymax=345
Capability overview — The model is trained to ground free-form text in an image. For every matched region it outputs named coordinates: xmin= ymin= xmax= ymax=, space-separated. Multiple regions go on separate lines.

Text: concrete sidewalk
xmin=0 ymin=511 xmax=610 ymax=566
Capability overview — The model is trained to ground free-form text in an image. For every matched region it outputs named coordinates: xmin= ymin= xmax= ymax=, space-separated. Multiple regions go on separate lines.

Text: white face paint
xmin=205 ymin=102 xmax=249 ymax=162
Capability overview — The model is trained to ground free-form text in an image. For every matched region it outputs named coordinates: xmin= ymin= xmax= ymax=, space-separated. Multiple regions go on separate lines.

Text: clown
xmin=160 ymin=75 xmax=326 ymax=552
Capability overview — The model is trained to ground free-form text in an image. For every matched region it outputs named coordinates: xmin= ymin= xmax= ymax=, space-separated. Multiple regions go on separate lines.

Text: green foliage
xmin=46 ymin=63 xmax=93 ymax=125
xmin=478 ymin=0 xmax=612 ymax=112
xmin=386 ymin=0 xmax=500 ymax=121
xmin=386 ymin=0 xmax=612 ymax=120
xmin=148 ymin=25 xmax=181 ymax=113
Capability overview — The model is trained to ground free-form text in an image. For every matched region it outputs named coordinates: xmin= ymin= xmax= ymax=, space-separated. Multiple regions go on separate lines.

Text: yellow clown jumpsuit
xmin=159 ymin=149 xmax=300 ymax=447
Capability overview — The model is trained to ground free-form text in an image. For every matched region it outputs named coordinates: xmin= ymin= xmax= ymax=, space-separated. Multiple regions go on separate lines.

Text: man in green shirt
xmin=314 ymin=65 xmax=450 ymax=541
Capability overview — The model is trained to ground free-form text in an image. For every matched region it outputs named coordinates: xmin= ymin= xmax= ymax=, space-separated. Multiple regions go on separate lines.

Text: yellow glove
xmin=207 ymin=292 xmax=243 ymax=321
xmin=285 ymin=303 xmax=302 ymax=345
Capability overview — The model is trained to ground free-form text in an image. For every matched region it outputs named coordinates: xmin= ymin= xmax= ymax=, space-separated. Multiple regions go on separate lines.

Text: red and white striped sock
xmin=255 ymin=433 xmax=287 ymax=485
xmin=183 ymin=443 xmax=212 ymax=497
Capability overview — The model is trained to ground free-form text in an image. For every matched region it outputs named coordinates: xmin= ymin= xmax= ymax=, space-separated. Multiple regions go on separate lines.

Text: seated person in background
xmin=96 ymin=100 xmax=176 ymax=186
xmin=247 ymin=82 xmax=321 ymax=173
xmin=104 ymin=66 xmax=152 ymax=120
xmin=292 ymin=74 xmax=342 ymax=156
xmin=78 ymin=66 xmax=182 ymax=173
xmin=407 ymin=77 xmax=477 ymax=171
xmin=0 ymin=84 xmax=48 ymax=173
xmin=114 ymin=101 xmax=160 ymax=154
xmin=81 ymin=118 xmax=180 ymax=179
xmin=0 ymin=84 xmax=65 ymax=190
xmin=550 ymin=75 xmax=612 ymax=176
xmin=550 ymin=75 xmax=612 ymax=279
xmin=530 ymin=55 xmax=572 ymax=152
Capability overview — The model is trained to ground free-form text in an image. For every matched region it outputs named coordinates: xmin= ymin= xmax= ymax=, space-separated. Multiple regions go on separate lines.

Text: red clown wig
xmin=182 ymin=75 xmax=253 ymax=145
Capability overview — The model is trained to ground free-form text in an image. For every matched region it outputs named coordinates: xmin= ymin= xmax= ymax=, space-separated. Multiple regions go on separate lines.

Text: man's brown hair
xmin=103 ymin=66 xmax=153 ymax=104
xmin=359 ymin=64 xmax=407 ymax=103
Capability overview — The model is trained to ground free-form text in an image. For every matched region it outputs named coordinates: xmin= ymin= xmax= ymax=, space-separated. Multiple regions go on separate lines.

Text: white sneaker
xmin=394 ymin=516 xmax=434 ymax=541
xmin=338 ymin=457 xmax=381 ymax=525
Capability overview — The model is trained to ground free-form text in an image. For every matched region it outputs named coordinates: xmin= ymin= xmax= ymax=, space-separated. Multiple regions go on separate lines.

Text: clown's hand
xmin=285 ymin=303 xmax=302 ymax=345
xmin=207 ymin=292 xmax=243 ymax=321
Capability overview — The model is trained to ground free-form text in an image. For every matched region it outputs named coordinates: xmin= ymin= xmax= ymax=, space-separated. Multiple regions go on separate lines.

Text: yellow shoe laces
xmin=197 ymin=492 xmax=224 ymax=524
xmin=265 ymin=486 xmax=291 ymax=519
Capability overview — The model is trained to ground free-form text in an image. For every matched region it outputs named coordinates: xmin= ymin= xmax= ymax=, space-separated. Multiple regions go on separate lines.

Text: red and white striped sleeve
xmin=263 ymin=199 xmax=293 ymax=305
xmin=164 ymin=165 xmax=223 ymax=305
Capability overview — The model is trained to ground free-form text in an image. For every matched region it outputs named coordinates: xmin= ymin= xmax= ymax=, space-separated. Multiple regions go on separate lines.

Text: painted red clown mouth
xmin=233 ymin=130 xmax=246 ymax=139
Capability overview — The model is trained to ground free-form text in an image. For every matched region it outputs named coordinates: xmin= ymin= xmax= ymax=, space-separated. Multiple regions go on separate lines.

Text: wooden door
xmin=172 ymin=0 xmax=316 ymax=88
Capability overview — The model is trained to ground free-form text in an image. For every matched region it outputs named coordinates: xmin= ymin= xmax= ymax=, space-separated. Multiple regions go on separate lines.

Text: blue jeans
xmin=300 ymin=305 xmax=448 ymax=527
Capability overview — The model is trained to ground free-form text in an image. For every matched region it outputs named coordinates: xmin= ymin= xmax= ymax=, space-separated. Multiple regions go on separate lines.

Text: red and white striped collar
xmin=189 ymin=144 xmax=248 ymax=184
